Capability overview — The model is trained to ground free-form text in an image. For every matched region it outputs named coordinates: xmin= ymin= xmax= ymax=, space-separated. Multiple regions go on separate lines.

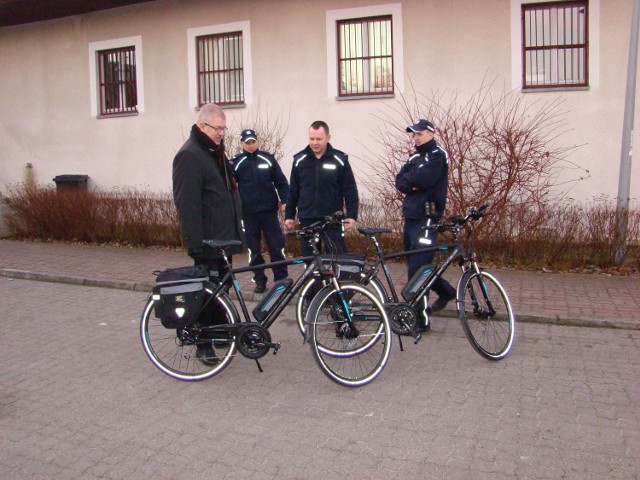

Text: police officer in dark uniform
xmin=284 ymin=120 xmax=359 ymax=254
xmin=396 ymin=119 xmax=456 ymax=332
xmin=232 ymin=129 xmax=289 ymax=293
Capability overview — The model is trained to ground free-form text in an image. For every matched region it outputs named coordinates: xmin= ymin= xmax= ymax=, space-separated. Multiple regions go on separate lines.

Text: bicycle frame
xmin=360 ymin=229 xmax=478 ymax=312
xmin=205 ymin=252 xmax=335 ymax=330
xmin=200 ymin=221 xmax=357 ymax=332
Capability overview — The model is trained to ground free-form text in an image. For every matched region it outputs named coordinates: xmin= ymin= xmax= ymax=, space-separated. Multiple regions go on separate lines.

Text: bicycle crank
xmin=236 ymin=324 xmax=280 ymax=359
xmin=387 ymin=304 xmax=422 ymax=343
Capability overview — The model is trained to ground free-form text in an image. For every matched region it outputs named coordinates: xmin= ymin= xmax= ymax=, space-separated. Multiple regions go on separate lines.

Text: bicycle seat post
xmin=371 ymin=234 xmax=384 ymax=258
xmin=220 ymin=248 xmax=233 ymax=270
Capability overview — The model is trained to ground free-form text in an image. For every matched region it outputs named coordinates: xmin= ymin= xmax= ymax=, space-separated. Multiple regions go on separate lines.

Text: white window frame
xmin=88 ymin=36 xmax=144 ymax=117
xmin=187 ymin=21 xmax=253 ymax=109
xmin=326 ymin=4 xmax=404 ymax=100
xmin=510 ymin=0 xmax=600 ymax=91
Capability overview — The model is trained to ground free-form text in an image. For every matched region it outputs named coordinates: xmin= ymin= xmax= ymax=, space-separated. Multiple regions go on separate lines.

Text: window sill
xmin=522 ymin=86 xmax=589 ymax=93
xmin=195 ymin=104 xmax=246 ymax=111
xmin=336 ymin=93 xmax=395 ymax=101
xmin=97 ymin=111 xmax=139 ymax=119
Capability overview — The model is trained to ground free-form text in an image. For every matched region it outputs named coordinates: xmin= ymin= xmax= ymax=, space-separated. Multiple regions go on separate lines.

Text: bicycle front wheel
xmin=458 ymin=270 xmax=515 ymax=360
xmin=295 ymin=273 xmax=387 ymax=336
xmin=140 ymin=288 xmax=239 ymax=381
xmin=307 ymin=284 xmax=392 ymax=387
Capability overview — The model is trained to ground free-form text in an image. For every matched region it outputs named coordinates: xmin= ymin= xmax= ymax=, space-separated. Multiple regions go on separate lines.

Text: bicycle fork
xmin=463 ymin=262 xmax=496 ymax=319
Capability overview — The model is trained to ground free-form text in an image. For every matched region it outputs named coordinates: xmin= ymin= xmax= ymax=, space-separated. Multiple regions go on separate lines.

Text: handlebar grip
xmin=323 ymin=212 xmax=346 ymax=226
xmin=470 ymin=203 xmax=490 ymax=220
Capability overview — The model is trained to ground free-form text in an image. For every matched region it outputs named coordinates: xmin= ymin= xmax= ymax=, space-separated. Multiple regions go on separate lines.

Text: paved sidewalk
xmin=1 ymin=238 xmax=639 ymax=329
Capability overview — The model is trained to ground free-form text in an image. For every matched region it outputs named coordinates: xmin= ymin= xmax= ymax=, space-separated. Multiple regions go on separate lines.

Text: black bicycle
xmin=353 ymin=204 xmax=515 ymax=360
xmin=140 ymin=212 xmax=392 ymax=387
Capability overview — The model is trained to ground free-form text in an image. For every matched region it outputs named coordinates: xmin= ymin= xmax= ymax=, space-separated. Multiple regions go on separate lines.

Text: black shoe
xmin=254 ymin=282 xmax=266 ymax=294
xmin=431 ymin=294 xmax=455 ymax=312
xmin=414 ymin=322 xmax=430 ymax=334
xmin=196 ymin=345 xmax=219 ymax=366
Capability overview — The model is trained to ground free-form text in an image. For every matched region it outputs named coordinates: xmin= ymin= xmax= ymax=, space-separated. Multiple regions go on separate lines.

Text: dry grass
xmin=4 ymin=184 xmax=639 ymax=273
xmin=4 ymin=185 xmax=180 ymax=246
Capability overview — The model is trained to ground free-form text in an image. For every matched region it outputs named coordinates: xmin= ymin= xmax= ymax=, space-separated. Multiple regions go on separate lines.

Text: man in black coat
xmin=172 ymin=103 xmax=244 ymax=364
xmin=232 ymin=129 xmax=289 ymax=293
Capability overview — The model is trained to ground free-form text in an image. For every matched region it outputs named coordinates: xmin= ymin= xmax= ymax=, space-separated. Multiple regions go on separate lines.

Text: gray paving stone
xmin=1 ymin=277 xmax=639 ymax=479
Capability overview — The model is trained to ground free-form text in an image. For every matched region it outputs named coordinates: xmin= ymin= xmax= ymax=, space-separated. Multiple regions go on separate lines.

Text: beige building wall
xmin=0 ymin=0 xmax=638 ymax=204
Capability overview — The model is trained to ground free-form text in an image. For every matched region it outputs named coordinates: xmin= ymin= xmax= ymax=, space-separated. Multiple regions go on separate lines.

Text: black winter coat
xmin=395 ymin=139 xmax=450 ymax=220
xmin=172 ymin=125 xmax=244 ymax=259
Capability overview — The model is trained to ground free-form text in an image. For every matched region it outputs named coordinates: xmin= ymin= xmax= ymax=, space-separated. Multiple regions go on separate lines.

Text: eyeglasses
xmin=203 ymin=123 xmax=228 ymax=133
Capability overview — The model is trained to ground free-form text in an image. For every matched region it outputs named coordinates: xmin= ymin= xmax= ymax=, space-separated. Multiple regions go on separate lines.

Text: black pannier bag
xmin=322 ymin=253 xmax=365 ymax=281
xmin=303 ymin=254 xmax=366 ymax=302
xmin=153 ymin=265 xmax=209 ymax=328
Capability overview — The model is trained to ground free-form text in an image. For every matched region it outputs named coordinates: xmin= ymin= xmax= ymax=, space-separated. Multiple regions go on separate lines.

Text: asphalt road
xmin=0 ymin=277 xmax=638 ymax=479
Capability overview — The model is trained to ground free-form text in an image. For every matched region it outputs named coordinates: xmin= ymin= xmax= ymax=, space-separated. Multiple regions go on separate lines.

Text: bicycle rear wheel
xmin=140 ymin=288 xmax=238 ymax=381
xmin=458 ymin=270 xmax=515 ymax=360
xmin=307 ymin=284 xmax=391 ymax=387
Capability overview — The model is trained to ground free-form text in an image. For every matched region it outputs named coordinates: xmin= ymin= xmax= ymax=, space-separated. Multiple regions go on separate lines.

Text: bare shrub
xmin=5 ymin=184 xmax=181 ymax=247
xmin=224 ymin=102 xmax=289 ymax=160
xmin=361 ymin=80 xmax=587 ymax=243
xmin=472 ymin=197 xmax=640 ymax=271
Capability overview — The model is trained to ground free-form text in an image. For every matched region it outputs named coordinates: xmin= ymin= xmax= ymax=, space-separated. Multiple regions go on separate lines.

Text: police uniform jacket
xmin=285 ymin=143 xmax=359 ymax=221
xmin=231 ymin=149 xmax=289 ymax=214
xmin=395 ymin=138 xmax=449 ymax=220
xmin=172 ymin=125 xmax=244 ymax=259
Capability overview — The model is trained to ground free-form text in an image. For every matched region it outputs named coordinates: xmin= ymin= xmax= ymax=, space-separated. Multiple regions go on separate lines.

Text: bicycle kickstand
xmin=253 ymin=341 xmax=281 ymax=373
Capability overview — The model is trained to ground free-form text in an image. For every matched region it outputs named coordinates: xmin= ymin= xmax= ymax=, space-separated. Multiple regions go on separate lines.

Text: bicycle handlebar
xmin=428 ymin=203 xmax=490 ymax=233
xmin=287 ymin=211 xmax=345 ymax=237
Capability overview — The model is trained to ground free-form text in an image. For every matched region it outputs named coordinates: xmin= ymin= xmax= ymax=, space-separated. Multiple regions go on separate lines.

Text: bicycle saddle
xmin=358 ymin=227 xmax=393 ymax=236
xmin=202 ymin=239 xmax=243 ymax=249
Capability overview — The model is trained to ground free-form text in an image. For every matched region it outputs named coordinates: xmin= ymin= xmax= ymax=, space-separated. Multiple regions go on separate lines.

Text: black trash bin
xmin=53 ymin=175 xmax=89 ymax=191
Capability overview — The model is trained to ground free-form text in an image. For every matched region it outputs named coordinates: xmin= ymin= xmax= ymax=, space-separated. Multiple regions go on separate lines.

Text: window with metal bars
xmin=197 ymin=31 xmax=244 ymax=106
xmin=522 ymin=0 xmax=588 ymax=90
xmin=337 ymin=15 xmax=393 ymax=98
xmin=98 ymin=46 xmax=138 ymax=115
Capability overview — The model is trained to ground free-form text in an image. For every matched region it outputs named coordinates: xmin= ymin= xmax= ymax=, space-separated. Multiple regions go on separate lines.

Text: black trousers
xmin=243 ymin=211 xmax=287 ymax=284
xmin=404 ymin=217 xmax=456 ymax=323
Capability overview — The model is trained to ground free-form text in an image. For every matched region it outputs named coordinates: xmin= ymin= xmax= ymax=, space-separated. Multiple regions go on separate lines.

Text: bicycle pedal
xmin=270 ymin=341 xmax=281 ymax=354
xmin=413 ymin=333 xmax=422 ymax=345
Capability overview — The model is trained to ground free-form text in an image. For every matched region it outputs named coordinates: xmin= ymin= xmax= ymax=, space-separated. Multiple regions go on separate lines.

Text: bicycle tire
xmin=295 ymin=273 xmax=387 ymax=336
xmin=458 ymin=270 xmax=515 ymax=360
xmin=307 ymin=284 xmax=392 ymax=387
xmin=140 ymin=287 xmax=239 ymax=381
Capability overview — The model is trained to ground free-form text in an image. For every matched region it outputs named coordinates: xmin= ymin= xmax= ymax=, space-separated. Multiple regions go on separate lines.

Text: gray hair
xmin=197 ymin=103 xmax=226 ymax=123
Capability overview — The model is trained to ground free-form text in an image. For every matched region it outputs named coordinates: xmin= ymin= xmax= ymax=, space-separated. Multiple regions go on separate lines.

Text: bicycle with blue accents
xmin=355 ymin=204 xmax=516 ymax=360
xmin=140 ymin=212 xmax=392 ymax=387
